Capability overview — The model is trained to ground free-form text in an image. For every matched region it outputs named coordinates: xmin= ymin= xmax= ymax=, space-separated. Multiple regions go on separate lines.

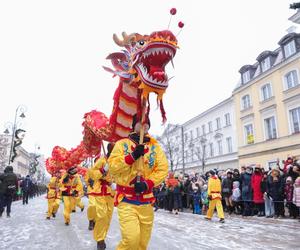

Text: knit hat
xmin=209 ymin=170 xmax=216 ymax=176
xmin=68 ymin=166 xmax=77 ymax=175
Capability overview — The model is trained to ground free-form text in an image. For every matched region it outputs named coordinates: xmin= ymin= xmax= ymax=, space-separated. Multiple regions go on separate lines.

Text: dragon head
xmin=106 ymin=30 xmax=178 ymax=99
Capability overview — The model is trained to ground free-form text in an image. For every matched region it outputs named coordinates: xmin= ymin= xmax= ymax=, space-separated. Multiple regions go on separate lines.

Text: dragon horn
xmin=113 ymin=32 xmax=136 ymax=47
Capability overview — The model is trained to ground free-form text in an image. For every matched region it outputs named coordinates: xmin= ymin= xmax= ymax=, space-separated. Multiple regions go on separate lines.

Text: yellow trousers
xmin=93 ymin=196 xmax=114 ymax=242
xmin=206 ymin=199 xmax=224 ymax=219
xmin=47 ymin=198 xmax=60 ymax=217
xmin=71 ymin=196 xmax=84 ymax=211
xmin=63 ymin=196 xmax=74 ymax=223
xmin=117 ymin=202 xmax=154 ymax=250
xmin=87 ymin=195 xmax=96 ymax=221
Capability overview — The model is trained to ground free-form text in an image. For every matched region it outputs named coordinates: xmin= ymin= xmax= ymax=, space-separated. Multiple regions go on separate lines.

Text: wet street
xmin=0 ymin=196 xmax=299 ymax=250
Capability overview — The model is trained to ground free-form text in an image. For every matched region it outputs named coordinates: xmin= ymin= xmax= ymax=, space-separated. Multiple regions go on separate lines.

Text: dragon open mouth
xmin=134 ymin=42 xmax=176 ymax=90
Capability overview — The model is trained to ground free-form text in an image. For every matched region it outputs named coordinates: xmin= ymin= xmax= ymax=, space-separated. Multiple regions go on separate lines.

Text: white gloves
xmin=111 ymin=183 xmax=117 ymax=191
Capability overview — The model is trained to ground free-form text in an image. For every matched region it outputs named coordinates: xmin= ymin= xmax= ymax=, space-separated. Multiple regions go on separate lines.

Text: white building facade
xmin=159 ymin=97 xmax=238 ymax=174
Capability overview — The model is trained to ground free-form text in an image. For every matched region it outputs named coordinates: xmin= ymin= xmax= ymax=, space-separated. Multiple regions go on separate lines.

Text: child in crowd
xmin=293 ymin=176 xmax=300 ymax=221
xmin=192 ymin=185 xmax=202 ymax=215
xmin=232 ymin=181 xmax=241 ymax=214
xmin=201 ymin=184 xmax=209 ymax=215
xmin=284 ymin=176 xmax=298 ymax=218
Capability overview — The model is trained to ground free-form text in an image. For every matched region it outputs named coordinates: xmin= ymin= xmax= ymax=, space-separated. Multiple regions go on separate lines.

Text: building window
xmin=184 ymin=133 xmax=188 ymax=142
xmin=190 ymin=130 xmax=193 ymax=140
xmin=244 ymin=124 xmax=254 ymax=144
xmin=264 ymin=116 xmax=277 ymax=140
xmin=208 ymin=121 xmax=213 ymax=133
xmin=261 ymin=83 xmax=272 ymax=101
xmin=209 ymin=143 xmax=214 ymax=157
xmin=224 ymin=113 xmax=231 ymax=126
xmin=290 ymin=107 xmax=300 ymax=133
xmin=217 ymin=140 xmax=223 ymax=155
xmin=284 ymin=40 xmax=296 ymax=58
xmin=241 ymin=94 xmax=251 ymax=110
xmin=242 ymin=71 xmax=250 ymax=84
xmin=196 ymin=127 xmax=200 ymax=137
xmin=226 ymin=137 xmax=233 ymax=153
xmin=284 ymin=70 xmax=299 ymax=90
xmin=261 ymin=57 xmax=271 ymax=72
xmin=202 ymin=124 xmax=206 ymax=135
xmin=216 ymin=117 xmax=221 ymax=130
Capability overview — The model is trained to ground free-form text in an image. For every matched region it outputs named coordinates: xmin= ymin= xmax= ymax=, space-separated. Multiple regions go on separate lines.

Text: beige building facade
xmin=233 ymin=32 xmax=300 ymax=170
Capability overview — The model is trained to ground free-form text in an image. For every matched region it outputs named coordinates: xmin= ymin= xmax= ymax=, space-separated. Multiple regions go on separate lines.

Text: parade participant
xmin=46 ymin=172 xmax=61 ymax=219
xmin=205 ymin=170 xmax=225 ymax=223
xmin=88 ymin=143 xmax=115 ymax=250
xmin=0 ymin=166 xmax=18 ymax=218
xmin=108 ymin=114 xmax=168 ymax=250
xmin=85 ymin=158 xmax=98 ymax=230
xmin=60 ymin=166 xmax=83 ymax=225
xmin=70 ymin=173 xmax=85 ymax=213
xmin=20 ymin=175 xmax=32 ymax=205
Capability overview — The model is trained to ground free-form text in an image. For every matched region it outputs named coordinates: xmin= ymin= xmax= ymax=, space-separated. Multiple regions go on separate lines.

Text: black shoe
xmin=219 ymin=218 xmax=225 ymax=223
xmin=72 ymin=210 xmax=76 ymax=213
xmin=7 ymin=214 xmax=10 ymax=218
xmin=46 ymin=217 xmax=50 ymax=220
xmin=52 ymin=213 xmax=56 ymax=218
xmin=65 ymin=222 xmax=69 ymax=226
xmin=81 ymin=207 xmax=84 ymax=212
xmin=97 ymin=240 xmax=106 ymax=250
xmin=154 ymin=207 xmax=159 ymax=212
xmin=88 ymin=220 xmax=95 ymax=231
xmin=205 ymin=217 xmax=211 ymax=221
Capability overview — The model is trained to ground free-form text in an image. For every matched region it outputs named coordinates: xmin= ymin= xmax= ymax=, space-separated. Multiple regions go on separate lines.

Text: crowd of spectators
xmin=153 ymin=156 xmax=300 ymax=221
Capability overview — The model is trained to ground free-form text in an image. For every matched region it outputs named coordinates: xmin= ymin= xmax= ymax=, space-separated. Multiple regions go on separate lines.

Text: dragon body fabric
xmin=46 ymin=29 xmax=178 ymax=175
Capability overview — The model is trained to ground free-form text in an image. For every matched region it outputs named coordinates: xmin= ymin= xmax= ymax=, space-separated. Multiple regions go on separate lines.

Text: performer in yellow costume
xmin=85 ymin=161 xmax=97 ymax=231
xmin=205 ymin=170 xmax=225 ymax=223
xmin=60 ymin=166 xmax=84 ymax=225
xmin=108 ymin=115 xmax=168 ymax=250
xmin=71 ymin=174 xmax=85 ymax=213
xmin=87 ymin=143 xmax=115 ymax=250
xmin=46 ymin=172 xmax=61 ymax=219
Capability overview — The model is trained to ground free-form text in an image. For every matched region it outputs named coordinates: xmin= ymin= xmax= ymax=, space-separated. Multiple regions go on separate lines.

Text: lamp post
xmin=3 ymin=105 xmax=27 ymax=165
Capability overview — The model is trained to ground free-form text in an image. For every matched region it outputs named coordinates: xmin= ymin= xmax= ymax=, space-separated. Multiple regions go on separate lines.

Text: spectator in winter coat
xmin=284 ymin=176 xmax=298 ymax=218
xmin=261 ymin=172 xmax=274 ymax=218
xmin=0 ymin=166 xmax=18 ymax=217
xmin=21 ymin=175 xmax=32 ymax=205
xmin=241 ymin=166 xmax=253 ymax=216
xmin=251 ymin=165 xmax=264 ymax=216
xmin=292 ymin=176 xmax=300 ymax=221
xmin=222 ymin=170 xmax=234 ymax=214
xmin=267 ymin=169 xmax=284 ymax=218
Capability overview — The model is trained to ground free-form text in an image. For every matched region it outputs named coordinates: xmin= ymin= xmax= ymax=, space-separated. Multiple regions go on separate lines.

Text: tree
xmin=193 ymin=135 xmax=207 ymax=174
xmin=157 ymin=124 xmax=181 ymax=172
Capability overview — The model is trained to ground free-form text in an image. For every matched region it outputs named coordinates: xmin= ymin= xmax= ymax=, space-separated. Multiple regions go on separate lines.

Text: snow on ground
xmin=0 ymin=196 xmax=299 ymax=250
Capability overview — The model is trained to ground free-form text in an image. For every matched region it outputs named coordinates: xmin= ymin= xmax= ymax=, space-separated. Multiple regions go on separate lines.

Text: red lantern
xmin=178 ymin=21 xmax=184 ymax=28
xmin=170 ymin=8 xmax=177 ymax=15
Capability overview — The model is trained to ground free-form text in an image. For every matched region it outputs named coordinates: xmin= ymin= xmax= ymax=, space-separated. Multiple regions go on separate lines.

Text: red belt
xmin=211 ymin=191 xmax=220 ymax=193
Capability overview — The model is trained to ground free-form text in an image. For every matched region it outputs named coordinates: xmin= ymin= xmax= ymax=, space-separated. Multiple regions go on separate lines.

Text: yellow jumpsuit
xmin=46 ymin=176 xmax=60 ymax=218
xmin=206 ymin=176 xmax=224 ymax=219
xmin=85 ymin=169 xmax=96 ymax=222
xmin=88 ymin=157 xmax=114 ymax=243
xmin=108 ymin=135 xmax=168 ymax=250
xmin=60 ymin=173 xmax=84 ymax=224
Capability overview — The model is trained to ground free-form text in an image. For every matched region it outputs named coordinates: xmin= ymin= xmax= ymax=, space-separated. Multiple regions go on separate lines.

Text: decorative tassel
xmin=159 ymin=100 xmax=167 ymax=124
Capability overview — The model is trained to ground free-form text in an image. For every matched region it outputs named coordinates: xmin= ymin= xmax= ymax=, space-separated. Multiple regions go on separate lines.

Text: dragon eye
xmin=138 ymin=40 xmax=145 ymax=46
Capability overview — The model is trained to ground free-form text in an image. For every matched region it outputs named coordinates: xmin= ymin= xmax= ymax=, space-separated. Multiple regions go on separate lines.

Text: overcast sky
xmin=0 ymin=0 xmax=296 ymax=157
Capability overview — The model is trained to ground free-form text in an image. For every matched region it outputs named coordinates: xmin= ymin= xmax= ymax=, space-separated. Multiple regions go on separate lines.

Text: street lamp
xmin=3 ymin=105 xmax=27 ymax=165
